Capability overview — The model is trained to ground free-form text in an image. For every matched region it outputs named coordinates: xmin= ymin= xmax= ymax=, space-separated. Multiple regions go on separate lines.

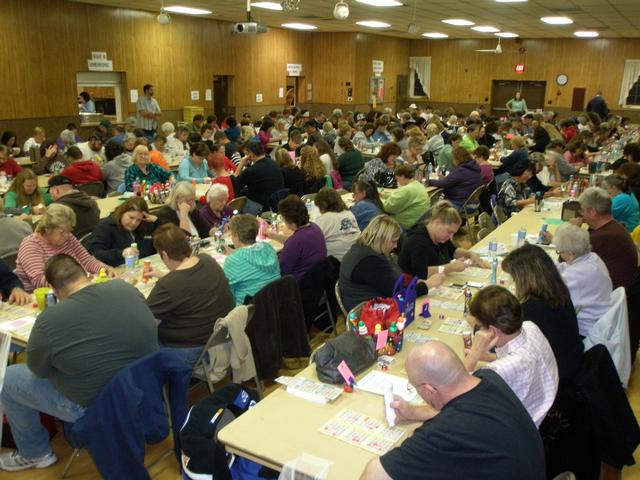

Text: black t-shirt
xmin=522 ymin=297 xmax=583 ymax=381
xmin=398 ymin=225 xmax=457 ymax=279
xmin=236 ymin=157 xmax=284 ymax=207
xmin=380 ymin=369 xmax=545 ymax=480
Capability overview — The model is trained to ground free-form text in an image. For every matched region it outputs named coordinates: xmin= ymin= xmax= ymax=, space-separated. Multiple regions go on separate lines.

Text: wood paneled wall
xmin=354 ymin=33 xmax=411 ymax=106
xmin=0 ymin=0 xmax=312 ymax=120
xmin=309 ymin=33 xmax=356 ymax=106
xmin=409 ymin=38 xmax=640 ymax=112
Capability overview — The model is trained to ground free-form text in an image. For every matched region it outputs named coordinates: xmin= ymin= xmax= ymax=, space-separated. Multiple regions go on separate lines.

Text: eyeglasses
xmin=406 ymin=382 xmax=428 ymax=395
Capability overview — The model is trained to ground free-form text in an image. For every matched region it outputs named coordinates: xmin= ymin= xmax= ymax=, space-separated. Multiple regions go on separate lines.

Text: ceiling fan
xmin=476 ymin=37 xmax=502 ymax=54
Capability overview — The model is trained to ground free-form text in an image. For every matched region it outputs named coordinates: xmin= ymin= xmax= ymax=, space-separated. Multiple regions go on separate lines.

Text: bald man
xmin=360 ymin=341 xmax=545 ymax=480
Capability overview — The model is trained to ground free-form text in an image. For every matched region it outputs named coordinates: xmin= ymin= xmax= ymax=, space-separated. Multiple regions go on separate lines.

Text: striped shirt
xmin=15 ymin=233 xmax=106 ymax=292
xmin=484 ymin=321 xmax=559 ymax=427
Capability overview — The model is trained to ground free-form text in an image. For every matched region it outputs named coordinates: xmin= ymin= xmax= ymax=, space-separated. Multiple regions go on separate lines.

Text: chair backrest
xmin=494 ymin=172 xmax=510 ymax=194
xmin=76 ymin=181 xmax=105 ymax=198
xmin=79 ymin=232 xmax=93 ymax=249
xmin=228 ymin=195 xmax=247 ymax=214
xmin=298 ymin=257 xmax=338 ymax=330
xmin=461 ymin=184 xmax=486 ymax=209
xmin=427 ymin=188 xmax=444 ymax=204
xmin=335 ymin=280 xmax=348 ymax=318
xmin=268 ymin=188 xmax=290 ymax=212
xmin=245 ymin=275 xmax=309 ymax=379
xmin=300 ymin=193 xmax=317 ymax=203
xmin=1 ymin=253 xmax=18 ymax=271
xmin=583 ymin=287 xmax=631 ymax=387
xmin=202 ymin=305 xmax=255 ymax=355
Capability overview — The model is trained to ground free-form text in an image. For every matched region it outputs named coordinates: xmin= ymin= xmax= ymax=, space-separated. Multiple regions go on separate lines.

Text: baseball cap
xmin=48 ymin=175 xmax=73 ymax=187
xmin=356 ymin=113 xmax=366 ymax=121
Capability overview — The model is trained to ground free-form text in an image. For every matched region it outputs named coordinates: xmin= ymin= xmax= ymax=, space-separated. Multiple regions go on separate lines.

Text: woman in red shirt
xmin=0 ymin=145 xmax=22 ymax=177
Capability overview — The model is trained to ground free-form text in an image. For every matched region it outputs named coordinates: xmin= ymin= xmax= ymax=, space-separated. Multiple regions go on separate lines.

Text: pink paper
xmin=337 ymin=360 xmax=355 ymax=385
xmin=376 ymin=329 xmax=389 ymax=350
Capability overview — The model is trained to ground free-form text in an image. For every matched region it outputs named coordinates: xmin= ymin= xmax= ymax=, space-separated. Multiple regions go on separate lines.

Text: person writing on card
xmin=360 ymin=341 xmax=545 ymax=480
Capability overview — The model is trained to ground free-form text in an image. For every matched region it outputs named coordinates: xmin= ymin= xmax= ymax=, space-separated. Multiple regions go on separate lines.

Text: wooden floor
xmin=2 ymin=346 xmax=640 ymax=480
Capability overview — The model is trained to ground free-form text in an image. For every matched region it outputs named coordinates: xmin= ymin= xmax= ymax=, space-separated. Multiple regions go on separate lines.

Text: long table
xmin=217 ymin=198 xmax=566 ymax=479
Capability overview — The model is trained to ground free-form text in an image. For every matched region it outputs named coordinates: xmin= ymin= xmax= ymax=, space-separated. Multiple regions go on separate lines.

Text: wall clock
xmin=556 ymin=74 xmax=568 ymax=86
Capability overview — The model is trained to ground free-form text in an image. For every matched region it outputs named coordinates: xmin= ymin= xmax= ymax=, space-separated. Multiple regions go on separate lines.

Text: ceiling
xmin=69 ymin=0 xmax=640 ymax=38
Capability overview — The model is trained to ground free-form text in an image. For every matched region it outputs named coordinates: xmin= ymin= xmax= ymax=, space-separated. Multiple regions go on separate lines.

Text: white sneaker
xmin=0 ymin=450 xmax=58 ymax=471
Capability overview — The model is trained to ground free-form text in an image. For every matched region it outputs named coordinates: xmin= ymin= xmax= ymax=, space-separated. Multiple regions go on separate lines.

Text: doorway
xmin=396 ymin=75 xmax=408 ymax=113
xmin=213 ymin=76 xmax=234 ymax=120
xmin=76 ymin=71 xmax=126 ymax=122
xmin=286 ymin=76 xmax=307 ymax=106
xmin=491 ymin=80 xmax=546 ymax=117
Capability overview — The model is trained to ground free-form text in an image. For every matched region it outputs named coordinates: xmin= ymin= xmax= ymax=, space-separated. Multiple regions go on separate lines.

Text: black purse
xmin=312 ymin=332 xmax=377 ymax=384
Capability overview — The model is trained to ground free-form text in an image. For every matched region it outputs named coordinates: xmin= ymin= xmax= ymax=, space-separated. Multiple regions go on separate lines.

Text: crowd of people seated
xmin=0 ymin=99 xmax=639 ymax=478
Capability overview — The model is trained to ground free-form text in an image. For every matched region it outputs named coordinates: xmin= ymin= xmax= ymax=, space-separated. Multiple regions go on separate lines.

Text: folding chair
xmin=191 ymin=305 xmax=263 ymax=397
xmin=460 ymin=184 xmax=486 ymax=243
xmin=427 ymin=187 xmax=444 ymax=204
xmin=76 ymin=181 xmax=105 ymax=198
xmin=335 ymin=280 xmax=348 ymax=319
xmin=228 ymin=195 xmax=247 ymax=213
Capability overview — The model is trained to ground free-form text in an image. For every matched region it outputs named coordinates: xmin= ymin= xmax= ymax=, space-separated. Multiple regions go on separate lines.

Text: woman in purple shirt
xmin=200 ymin=183 xmax=234 ymax=229
xmin=266 ymin=195 xmax=327 ymax=280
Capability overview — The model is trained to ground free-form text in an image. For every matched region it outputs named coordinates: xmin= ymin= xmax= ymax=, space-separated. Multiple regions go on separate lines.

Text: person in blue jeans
xmin=0 ymin=254 xmax=158 ymax=471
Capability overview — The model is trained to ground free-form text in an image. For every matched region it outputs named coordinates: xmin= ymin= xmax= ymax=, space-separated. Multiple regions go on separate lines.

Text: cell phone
xmin=449 ymin=283 xmax=465 ymax=289
xmin=466 ymin=281 xmax=485 ymax=289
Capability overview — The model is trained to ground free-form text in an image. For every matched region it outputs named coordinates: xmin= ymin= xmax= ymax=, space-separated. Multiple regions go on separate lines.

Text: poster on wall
xmin=191 ymin=91 xmax=200 ymax=101
xmin=372 ymin=60 xmax=384 ymax=77
xmin=287 ymin=64 xmax=302 ymax=76
xmin=369 ymin=77 xmax=384 ymax=103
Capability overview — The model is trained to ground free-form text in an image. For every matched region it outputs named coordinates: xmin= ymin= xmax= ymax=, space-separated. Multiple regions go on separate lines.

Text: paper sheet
xmin=355 ymin=371 xmax=415 ymax=402
xmin=318 ymin=409 xmax=405 ymax=455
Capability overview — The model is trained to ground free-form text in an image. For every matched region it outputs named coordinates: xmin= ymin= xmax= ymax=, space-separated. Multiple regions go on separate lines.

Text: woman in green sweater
xmin=382 ymin=164 xmax=430 ymax=230
xmin=336 ymin=137 xmax=364 ymax=187
xmin=4 ymin=169 xmax=51 ymax=214
xmin=506 ymin=91 xmax=528 ymax=117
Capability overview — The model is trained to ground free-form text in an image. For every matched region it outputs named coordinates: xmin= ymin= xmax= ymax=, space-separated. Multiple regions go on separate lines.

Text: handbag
xmin=374 ymin=170 xmax=397 ymax=189
xmin=313 ymin=332 xmax=377 ymax=384
xmin=393 ymin=274 xmax=418 ymax=326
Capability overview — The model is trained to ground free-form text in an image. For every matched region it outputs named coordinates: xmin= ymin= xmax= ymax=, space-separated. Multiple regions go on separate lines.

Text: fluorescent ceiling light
xmin=442 ymin=19 xmax=475 ymax=26
xmin=356 ymin=0 xmax=403 ymax=6
xmin=251 ymin=2 xmax=282 ymax=10
xmin=356 ymin=20 xmax=391 ymax=28
xmin=472 ymin=26 xmax=500 ymax=33
xmin=164 ymin=6 xmax=212 ymax=15
xmin=282 ymin=23 xmax=317 ymax=30
xmin=495 ymin=32 xmax=519 ymax=37
xmin=541 ymin=16 xmax=573 ymax=25
xmin=574 ymin=31 xmax=599 ymax=38
xmin=422 ymin=32 xmax=448 ymax=38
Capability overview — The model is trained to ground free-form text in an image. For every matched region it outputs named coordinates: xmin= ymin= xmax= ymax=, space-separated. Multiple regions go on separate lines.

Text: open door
xmin=213 ymin=76 xmax=234 ymax=120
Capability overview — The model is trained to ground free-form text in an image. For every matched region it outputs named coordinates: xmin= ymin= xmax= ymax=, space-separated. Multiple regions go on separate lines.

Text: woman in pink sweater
xmin=15 ymin=204 xmax=115 ymax=291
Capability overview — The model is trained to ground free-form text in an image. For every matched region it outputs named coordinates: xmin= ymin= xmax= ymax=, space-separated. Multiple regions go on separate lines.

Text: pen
xmin=349 ymin=376 xmax=357 ymax=387
xmin=209 ymin=407 xmax=224 ymax=424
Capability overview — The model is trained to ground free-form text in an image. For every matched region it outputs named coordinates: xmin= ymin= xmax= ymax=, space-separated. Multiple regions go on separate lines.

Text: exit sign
xmin=515 ymin=64 xmax=525 ymax=74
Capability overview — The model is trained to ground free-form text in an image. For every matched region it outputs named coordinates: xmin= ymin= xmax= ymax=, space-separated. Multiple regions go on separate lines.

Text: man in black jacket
xmin=586 ymin=91 xmax=609 ymax=121
xmin=48 ymin=175 xmax=100 ymax=238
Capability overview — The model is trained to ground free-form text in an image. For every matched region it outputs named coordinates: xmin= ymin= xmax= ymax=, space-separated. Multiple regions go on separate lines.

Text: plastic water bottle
xmin=490 ymin=257 xmax=498 ymax=285
xmin=538 ymin=224 xmax=548 ymax=244
xmin=488 ymin=237 xmax=498 ymax=258
xmin=517 ymin=225 xmax=526 ymax=247
xmin=427 ymin=163 xmax=433 ymax=178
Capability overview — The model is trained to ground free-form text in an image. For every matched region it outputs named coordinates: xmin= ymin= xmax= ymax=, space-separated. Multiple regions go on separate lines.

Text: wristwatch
xmin=438 ymin=266 xmax=445 ymax=274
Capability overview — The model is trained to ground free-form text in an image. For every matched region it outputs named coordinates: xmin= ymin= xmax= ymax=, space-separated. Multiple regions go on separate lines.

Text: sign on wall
xmin=515 ymin=64 xmax=526 ymax=74
xmin=88 ymin=51 xmax=113 ymax=71
xmin=372 ymin=60 xmax=384 ymax=77
xmin=287 ymin=64 xmax=302 ymax=76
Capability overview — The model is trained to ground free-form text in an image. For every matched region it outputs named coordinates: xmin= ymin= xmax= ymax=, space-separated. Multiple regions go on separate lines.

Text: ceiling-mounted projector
xmin=233 ymin=22 xmax=268 ymax=34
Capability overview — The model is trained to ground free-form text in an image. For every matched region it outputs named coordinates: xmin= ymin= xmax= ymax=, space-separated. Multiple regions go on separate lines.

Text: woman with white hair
xmin=123 ymin=145 xmax=172 ymax=192
xmin=270 ymin=118 xmax=288 ymax=143
xmin=156 ymin=181 xmax=214 ymax=238
xmin=424 ymin=123 xmax=445 ymax=158
xmin=554 ymin=223 xmax=613 ymax=337
xmin=200 ymin=183 xmax=234 ymax=228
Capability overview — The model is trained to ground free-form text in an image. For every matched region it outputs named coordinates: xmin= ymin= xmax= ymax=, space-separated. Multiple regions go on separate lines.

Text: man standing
xmin=360 ymin=341 xmax=545 ymax=479
xmin=587 ymin=91 xmax=609 ymax=120
xmin=137 ymin=84 xmax=162 ymax=140
xmin=48 ymin=175 xmax=100 ymax=238
xmin=0 ymin=254 xmax=158 ymax=471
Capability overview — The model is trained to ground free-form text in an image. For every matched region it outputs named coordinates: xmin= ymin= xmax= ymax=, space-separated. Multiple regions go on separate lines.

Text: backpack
xmin=180 ymin=384 xmax=278 ymax=480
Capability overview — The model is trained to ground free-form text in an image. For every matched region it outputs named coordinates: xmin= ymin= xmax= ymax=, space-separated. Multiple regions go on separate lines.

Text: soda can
xmin=45 ymin=292 xmax=58 ymax=308
xmin=462 ymin=329 xmax=473 ymax=349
